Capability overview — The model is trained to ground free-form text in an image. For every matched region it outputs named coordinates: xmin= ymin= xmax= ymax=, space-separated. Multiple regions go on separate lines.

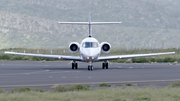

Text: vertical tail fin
xmin=89 ymin=12 xmax=92 ymax=37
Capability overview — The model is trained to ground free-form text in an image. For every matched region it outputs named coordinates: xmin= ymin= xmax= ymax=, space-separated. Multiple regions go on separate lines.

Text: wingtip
xmin=4 ymin=51 xmax=9 ymax=54
xmin=4 ymin=51 xmax=15 ymax=54
xmin=166 ymin=52 xmax=175 ymax=54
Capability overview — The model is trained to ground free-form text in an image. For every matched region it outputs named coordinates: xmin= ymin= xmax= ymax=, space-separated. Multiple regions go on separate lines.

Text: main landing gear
xmin=71 ymin=61 xmax=108 ymax=70
xmin=102 ymin=62 xmax=108 ymax=69
xmin=72 ymin=62 xmax=78 ymax=69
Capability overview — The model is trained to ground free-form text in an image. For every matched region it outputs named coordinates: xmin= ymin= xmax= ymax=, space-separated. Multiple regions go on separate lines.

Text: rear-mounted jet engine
xmin=100 ymin=42 xmax=111 ymax=54
xmin=69 ymin=42 xmax=80 ymax=54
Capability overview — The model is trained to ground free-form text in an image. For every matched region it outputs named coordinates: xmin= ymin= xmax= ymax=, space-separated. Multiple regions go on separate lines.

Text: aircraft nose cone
xmin=89 ymin=50 xmax=98 ymax=57
xmin=83 ymin=48 xmax=99 ymax=58
xmin=89 ymin=52 xmax=94 ymax=57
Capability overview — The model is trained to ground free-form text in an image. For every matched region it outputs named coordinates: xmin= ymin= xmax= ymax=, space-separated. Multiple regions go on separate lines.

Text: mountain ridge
xmin=0 ymin=0 xmax=180 ymax=49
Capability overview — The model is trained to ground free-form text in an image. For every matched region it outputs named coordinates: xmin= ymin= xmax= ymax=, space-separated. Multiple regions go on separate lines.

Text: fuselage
xmin=80 ymin=37 xmax=101 ymax=62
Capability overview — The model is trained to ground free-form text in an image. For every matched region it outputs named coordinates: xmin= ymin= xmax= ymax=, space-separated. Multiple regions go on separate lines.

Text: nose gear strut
xmin=88 ymin=61 xmax=93 ymax=71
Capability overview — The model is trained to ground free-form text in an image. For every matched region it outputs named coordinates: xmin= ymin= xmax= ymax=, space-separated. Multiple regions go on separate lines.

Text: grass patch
xmin=169 ymin=81 xmax=180 ymax=88
xmin=1 ymin=87 xmax=180 ymax=101
xmin=42 ymin=60 xmax=46 ymax=63
xmin=173 ymin=61 xmax=178 ymax=65
xmin=133 ymin=84 xmax=140 ymax=86
xmin=11 ymin=87 xmax=44 ymax=93
xmin=10 ymin=55 xmax=23 ymax=60
xmin=133 ymin=97 xmax=151 ymax=101
xmin=1 ymin=54 xmax=10 ymax=60
xmin=132 ymin=57 xmax=148 ymax=63
xmin=52 ymin=85 xmax=90 ymax=92
xmin=117 ymin=84 xmax=121 ymax=86
xmin=125 ymin=83 xmax=132 ymax=86
xmin=0 ymin=89 xmax=4 ymax=93
xmin=113 ymin=98 xmax=126 ymax=101
xmin=99 ymin=83 xmax=111 ymax=87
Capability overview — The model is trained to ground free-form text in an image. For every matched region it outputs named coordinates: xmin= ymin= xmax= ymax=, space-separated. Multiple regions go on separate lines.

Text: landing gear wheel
xmin=75 ymin=63 xmax=78 ymax=69
xmin=72 ymin=62 xmax=78 ymax=69
xmin=88 ymin=65 xmax=90 ymax=71
xmin=102 ymin=63 xmax=105 ymax=69
xmin=102 ymin=62 xmax=108 ymax=69
xmin=106 ymin=63 xmax=108 ymax=69
xmin=72 ymin=63 xmax=74 ymax=69
xmin=88 ymin=65 xmax=93 ymax=71
xmin=91 ymin=66 xmax=93 ymax=71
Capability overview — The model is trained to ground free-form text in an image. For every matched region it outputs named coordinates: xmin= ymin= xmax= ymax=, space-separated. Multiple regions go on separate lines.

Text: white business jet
xmin=5 ymin=13 xmax=175 ymax=70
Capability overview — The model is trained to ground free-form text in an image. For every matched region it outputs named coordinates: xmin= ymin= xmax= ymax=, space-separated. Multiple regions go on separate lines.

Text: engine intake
xmin=100 ymin=42 xmax=111 ymax=54
xmin=69 ymin=42 xmax=80 ymax=54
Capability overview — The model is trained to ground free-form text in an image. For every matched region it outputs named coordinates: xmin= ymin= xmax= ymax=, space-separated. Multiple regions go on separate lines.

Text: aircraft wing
xmin=4 ymin=52 xmax=82 ymax=61
xmin=98 ymin=52 xmax=175 ymax=61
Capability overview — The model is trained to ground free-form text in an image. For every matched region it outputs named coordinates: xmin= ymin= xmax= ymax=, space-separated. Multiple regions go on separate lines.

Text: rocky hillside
xmin=0 ymin=0 xmax=180 ymax=49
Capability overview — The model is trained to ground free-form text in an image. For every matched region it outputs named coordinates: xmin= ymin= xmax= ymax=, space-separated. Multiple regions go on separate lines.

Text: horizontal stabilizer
xmin=57 ymin=22 xmax=122 ymax=25
xmin=57 ymin=22 xmax=89 ymax=25
xmin=57 ymin=13 xmax=122 ymax=37
xmin=90 ymin=22 xmax=122 ymax=25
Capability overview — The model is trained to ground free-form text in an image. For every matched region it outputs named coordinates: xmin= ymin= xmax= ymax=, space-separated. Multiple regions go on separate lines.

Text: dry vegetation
xmin=0 ymin=86 xmax=180 ymax=101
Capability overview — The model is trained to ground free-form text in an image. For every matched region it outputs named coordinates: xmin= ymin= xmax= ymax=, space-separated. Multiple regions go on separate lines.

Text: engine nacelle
xmin=69 ymin=42 xmax=80 ymax=54
xmin=100 ymin=42 xmax=111 ymax=54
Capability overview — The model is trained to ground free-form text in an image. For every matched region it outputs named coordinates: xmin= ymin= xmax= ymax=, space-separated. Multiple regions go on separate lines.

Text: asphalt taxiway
xmin=0 ymin=61 xmax=180 ymax=91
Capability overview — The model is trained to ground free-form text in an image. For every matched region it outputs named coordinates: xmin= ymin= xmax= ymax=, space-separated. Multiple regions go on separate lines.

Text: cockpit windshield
xmin=82 ymin=42 xmax=98 ymax=48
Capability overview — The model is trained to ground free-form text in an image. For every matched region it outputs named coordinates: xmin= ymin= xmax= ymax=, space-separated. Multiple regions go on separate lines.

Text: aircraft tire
xmin=106 ymin=63 xmax=108 ymax=69
xmin=75 ymin=63 xmax=78 ymax=69
xmin=72 ymin=63 xmax=74 ymax=69
xmin=102 ymin=63 xmax=105 ymax=69
xmin=91 ymin=66 xmax=93 ymax=71
xmin=88 ymin=65 xmax=90 ymax=71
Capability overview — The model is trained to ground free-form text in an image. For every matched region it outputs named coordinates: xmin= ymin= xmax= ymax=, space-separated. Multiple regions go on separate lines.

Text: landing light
xmin=59 ymin=57 xmax=61 ymax=59
xmin=87 ymin=57 xmax=94 ymax=60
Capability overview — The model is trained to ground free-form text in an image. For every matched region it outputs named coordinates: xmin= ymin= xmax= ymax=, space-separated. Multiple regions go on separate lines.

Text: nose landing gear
xmin=88 ymin=61 xmax=93 ymax=71
xmin=88 ymin=65 xmax=93 ymax=71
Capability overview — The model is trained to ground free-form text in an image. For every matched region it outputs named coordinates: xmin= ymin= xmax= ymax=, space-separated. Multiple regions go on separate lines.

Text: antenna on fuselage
xmin=57 ymin=13 xmax=122 ymax=37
